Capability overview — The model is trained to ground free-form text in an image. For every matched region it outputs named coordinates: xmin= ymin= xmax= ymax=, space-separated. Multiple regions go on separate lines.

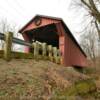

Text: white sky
xmin=0 ymin=0 xmax=85 ymax=41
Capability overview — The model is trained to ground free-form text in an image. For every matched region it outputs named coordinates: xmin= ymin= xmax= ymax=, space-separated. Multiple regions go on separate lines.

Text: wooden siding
xmin=64 ymin=33 xmax=87 ymax=67
xmin=57 ymin=23 xmax=87 ymax=67
xmin=22 ymin=18 xmax=60 ymax=33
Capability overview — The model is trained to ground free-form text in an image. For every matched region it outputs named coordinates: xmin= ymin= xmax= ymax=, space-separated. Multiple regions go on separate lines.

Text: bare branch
xmin=95 ymin=20 xmax=100 ymax=38
xmin=0 ymin=18 xmax=19 ymax=49
xmin=81 ymin=0 xmax=100 ymax=23
xmin=81 ymin=0 xmax=91 ymax=9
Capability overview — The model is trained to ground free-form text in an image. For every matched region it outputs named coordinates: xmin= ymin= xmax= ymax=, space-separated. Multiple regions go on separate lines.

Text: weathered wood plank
xmin=4 ymin=32 xmax=13 ymax=61
xmin=0 ymin=50 xmax=3 ymax=58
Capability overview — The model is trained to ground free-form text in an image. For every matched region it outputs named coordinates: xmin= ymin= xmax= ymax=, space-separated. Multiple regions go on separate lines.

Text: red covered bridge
xmin=19 ymin=15 xmax=87 ymax=67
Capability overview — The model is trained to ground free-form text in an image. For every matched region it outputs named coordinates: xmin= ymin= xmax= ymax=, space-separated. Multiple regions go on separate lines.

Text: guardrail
xmin=0 ymin=32 xmax=61 ymax=64
xmin=0 ymin=32 xmax=31 ymax=46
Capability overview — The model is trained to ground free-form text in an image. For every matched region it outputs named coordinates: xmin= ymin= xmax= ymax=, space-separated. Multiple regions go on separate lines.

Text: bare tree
xmin=80 ymin=28 xmax=98 ymax=63
xmin=70 ymin=0 xmax=100 ymax=63
xmin=81 ymin=0 xmax=100 ymax=39
xmin=0 ymin=18 xmax=19 ymax=49
xmin=80 ymin=0 xmax=100 ymax=23
xmin=71 ymin=0 xmax=100 ymax=38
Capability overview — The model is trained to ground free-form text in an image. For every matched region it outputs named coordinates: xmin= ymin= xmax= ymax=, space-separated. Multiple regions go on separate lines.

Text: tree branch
xmin=81 ymin=0 xmax=100 ymax=23
xmin=95 ymin=20 xmax=100 ymax=39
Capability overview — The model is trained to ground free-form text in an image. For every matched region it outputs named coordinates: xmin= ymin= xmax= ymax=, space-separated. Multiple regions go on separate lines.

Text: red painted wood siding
xmin=64 ymin=33 xmax=87 ymax=67
xmin=22 ymin=18 xmax=60 ymax=33
xmin=56 ymin=23 xmax=65 ymax=64
xmin=56 ymin=23 xmax=87 ymax=67
xmin=59 ymin=36 xmax=65 ymax=64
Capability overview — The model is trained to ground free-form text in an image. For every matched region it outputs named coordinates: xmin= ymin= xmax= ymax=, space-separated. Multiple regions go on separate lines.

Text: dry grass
xmin=0 ymin=59 xmax=64 ymax=99
xmin=0 ymin=58 xmax=99 ymax=100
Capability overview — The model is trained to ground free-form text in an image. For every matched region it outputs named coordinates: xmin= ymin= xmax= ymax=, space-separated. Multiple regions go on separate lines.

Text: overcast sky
xmin=0 ymin=0 xmax=85 ymax=41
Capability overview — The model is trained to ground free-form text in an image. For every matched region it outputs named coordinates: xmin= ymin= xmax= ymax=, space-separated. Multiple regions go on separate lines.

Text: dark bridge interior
xmin=25 ymin=24 xmax=59 ymax=48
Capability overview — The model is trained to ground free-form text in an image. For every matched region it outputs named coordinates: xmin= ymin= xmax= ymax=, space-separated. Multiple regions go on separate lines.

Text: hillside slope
xmin=0 ymin=59 xmax=99 ymax=100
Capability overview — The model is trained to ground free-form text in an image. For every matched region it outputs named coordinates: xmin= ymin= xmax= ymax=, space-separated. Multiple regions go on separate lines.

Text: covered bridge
xmin=19 ymin=15 xmax=87 ymax=67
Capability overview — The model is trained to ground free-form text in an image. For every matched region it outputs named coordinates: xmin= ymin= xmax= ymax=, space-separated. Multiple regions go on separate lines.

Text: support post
xmin=53 ymin=47 xmax=58 ymax=63
xmin=4 ymin=32 xmax=13 ymax=61
xmin=32 ymin=41 xmax=39 ymax=60
xmin=42 ymin=43 xmax=47 ymax=59
xmin=48 ymin=45 xmax=53 ymax=61
xmin=57 ymin=49 xmax=61 ymax=64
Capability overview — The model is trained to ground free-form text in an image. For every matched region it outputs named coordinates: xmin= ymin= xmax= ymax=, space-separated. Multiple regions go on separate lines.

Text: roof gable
xmin=19 ymin=15 xmax=62 ymax=33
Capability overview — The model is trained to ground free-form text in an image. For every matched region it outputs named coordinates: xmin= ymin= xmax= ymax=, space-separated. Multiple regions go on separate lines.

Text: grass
xmin=0 ymin=58 xmax=100 ymax=100
xmin=0 ymin=59 xmax=57 ymax=99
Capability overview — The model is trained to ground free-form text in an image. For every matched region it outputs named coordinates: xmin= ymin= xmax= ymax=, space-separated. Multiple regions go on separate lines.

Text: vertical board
xmin=59 ymin=36 xmax=65 ymax=64
xmin=56 ymin=23 xmax=66 ymax=65
xmin=64 ymin=33 xmax=87 ymax=67
xmin=64 ymin=34 xmax=71 ymax=66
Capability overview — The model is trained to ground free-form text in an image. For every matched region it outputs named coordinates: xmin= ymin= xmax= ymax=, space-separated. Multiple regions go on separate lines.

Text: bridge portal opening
xmin=25 ymin=24 xmax=59 ymax=49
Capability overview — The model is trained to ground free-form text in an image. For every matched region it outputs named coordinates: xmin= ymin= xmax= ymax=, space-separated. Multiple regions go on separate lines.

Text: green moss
xmin=52 ymin=88 xmax=77 ymax=100
xmin=11 ymin=52 xmax=34 ymax=59
xmin=82 ymin=67 xmax=96 ymax=74
xmin=75 ymin=79 xmax=96 ymax=94
xmin=64 ymin=86 xmax=77 ymax=96
xmin=0 ymin=91 xmax=7 ymax=96
xmin=94 ymin=91 xmax=100 ymax=99
xmin=76 ymin=83 xmax=90 ymax=94
xmin=52 ymin=79 xmax=96 ymax=99
xmin=77 ymin=80 xmax=95 ymax=95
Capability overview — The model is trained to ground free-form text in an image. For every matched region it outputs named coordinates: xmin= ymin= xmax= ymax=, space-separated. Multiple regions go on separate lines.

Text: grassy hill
xmin=0 ymin=59 xmax=100 ymax=100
